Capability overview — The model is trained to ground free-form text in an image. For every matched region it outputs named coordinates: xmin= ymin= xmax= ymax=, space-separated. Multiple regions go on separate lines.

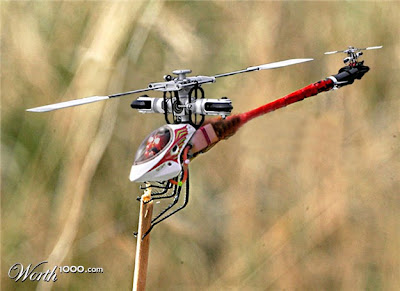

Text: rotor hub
xmin=172 ymin=69 xmax=192 ymax=80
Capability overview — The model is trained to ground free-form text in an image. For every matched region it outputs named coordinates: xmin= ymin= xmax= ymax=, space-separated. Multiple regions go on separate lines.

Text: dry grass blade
xmin=36 ymin=3 xmax=143 ymax=290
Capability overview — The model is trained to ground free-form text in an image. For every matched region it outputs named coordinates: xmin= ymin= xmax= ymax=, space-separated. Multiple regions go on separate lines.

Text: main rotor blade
xmin=26 ymin=96 xmax=110 ymax=112
xmin=26 ymin=86 xmax=162 ymax=113
xmin=365 ymin=45 xmax=383 ymax=50
xmin=247 ymin=58 xmax=314 ymax=70
xmin=213 ymin=58 xmax=313 ymax=79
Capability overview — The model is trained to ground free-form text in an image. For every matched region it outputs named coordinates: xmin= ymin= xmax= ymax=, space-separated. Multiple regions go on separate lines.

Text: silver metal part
xmin=186 ymin=75 xmax=216 ymax=85
xmin=327 ymin=76 xmax=350 ymax=90
xmin=173 ymin=69 xmax=192 ymax=80
xmin=327 ymin=76 xmax=340 ymax=90
xmin=133 ymin=97 xmax=169 ymax=114
xmin=192 ymin=98 xmax=232 ymax=118
xmin=133 ymin=96 xmax=232 ymax=118
xmin=148 ymin=81 xmax=182 ymax=91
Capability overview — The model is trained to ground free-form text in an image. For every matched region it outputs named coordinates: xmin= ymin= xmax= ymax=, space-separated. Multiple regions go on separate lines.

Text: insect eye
xmin=171 ymin=145 xmax=179 ymax=154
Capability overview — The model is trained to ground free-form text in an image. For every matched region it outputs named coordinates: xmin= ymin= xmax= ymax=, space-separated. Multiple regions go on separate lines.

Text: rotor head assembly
xmin=324 ymin=45 xmax=382 ymax=65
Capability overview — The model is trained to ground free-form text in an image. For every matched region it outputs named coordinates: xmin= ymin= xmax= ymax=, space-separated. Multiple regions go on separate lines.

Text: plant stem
xmin=133 ymin=186 xmax=153 ymax=291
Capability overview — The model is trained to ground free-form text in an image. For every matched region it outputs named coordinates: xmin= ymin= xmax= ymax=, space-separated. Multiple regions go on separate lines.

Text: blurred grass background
xmin=1 ymin=1 xmax=399 ymax=290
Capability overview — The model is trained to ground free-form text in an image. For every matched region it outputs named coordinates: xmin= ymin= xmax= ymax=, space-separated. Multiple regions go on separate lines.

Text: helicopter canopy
xmin=134 ymin=126 xmax=172 ymax=164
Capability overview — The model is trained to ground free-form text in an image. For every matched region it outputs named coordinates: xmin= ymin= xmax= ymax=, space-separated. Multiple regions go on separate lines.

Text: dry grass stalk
xmin=133 ymin=186 xmax=153 ymax=291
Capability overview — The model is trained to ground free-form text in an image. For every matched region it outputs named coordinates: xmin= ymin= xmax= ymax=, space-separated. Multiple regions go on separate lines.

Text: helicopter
xmin=26 ymin=59 xmax=315 ymax=183
xmin=27 ymin=46 xmax=381 ymax=237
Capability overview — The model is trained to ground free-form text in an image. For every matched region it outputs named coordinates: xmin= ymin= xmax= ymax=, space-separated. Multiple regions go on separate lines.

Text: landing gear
xmin=135 ymin=169 xmax=190 ymax=239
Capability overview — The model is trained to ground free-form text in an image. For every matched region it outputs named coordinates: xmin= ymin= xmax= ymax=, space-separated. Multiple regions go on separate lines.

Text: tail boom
xmin=239 ymin=79 xmax=334 ymax=124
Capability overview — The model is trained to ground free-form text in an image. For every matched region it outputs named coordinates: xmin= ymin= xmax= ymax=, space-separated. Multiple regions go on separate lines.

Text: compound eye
xmin=171 ymin=144 xmax=179 ymax=155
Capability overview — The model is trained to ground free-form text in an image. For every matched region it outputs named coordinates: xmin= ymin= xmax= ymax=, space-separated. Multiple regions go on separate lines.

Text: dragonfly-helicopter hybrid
xmin=27 ymin=45 xmax=382 ymax=237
